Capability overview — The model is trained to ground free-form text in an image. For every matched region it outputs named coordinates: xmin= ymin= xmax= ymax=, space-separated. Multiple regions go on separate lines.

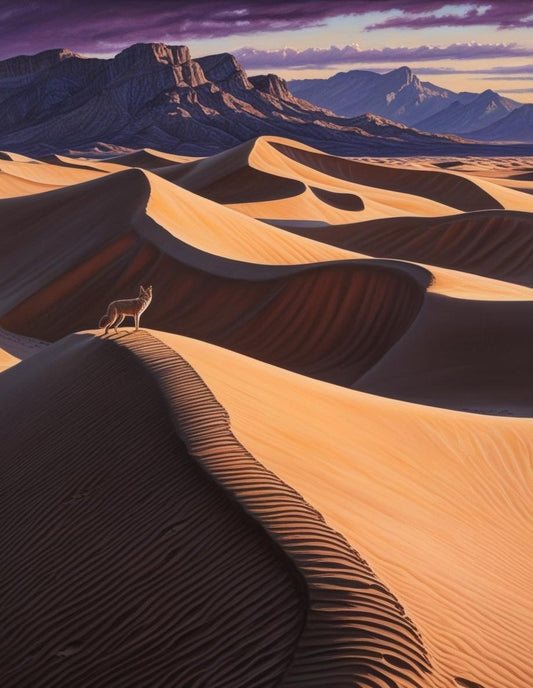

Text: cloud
xmin=405 ymin=64 xmax=533 ymax=76
xmin=234 ymin=42 xmax=533 ymax=70
xmin=481 ymin=75 xmax=533 ymax=80
xmin=365 ymin=2 xmax=533 ymax=30
xmin=497 ymin=88 xmax=533 ymax=93
xmin=0 ymin=1 xmax=532 ymax=60
xmin=480 ymin=64 xmax=533 ymax=74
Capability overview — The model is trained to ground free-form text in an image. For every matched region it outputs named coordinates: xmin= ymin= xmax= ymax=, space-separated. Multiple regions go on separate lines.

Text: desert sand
xmin=1 ymin=136 xmax=532 ymax=687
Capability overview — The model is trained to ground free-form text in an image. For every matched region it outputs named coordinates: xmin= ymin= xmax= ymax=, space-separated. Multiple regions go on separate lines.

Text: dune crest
xmin=1 ymin=331 xmax=433 ymax=687
xmin=285 ymin=210 xmax=533 ymax=287
xmin=155 ymin=329 xmax=533 ymax=688
xmin=0 ymin=334 xmax=305 ymax=686
xmin=0 ymin=133 xmax=532 ymax=687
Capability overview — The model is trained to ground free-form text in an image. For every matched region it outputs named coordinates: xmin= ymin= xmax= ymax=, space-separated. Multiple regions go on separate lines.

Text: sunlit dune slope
xmin=0 ymin=327 xmax=47 ymax=372
xmin=154 ymin=137 xmax=469 ymax=221
xmin=0 ymin=151 xmax=38 ymax=162
xmin=0 ymin=331 xmax=433 ymax=688
xmin=1 ymin=160 xmax=531 ymax=393
xmin=267 ymin=138 xmax=533 ymax=212
xmin=0 ymin=157 xmax=107 ymax=198
xmin=0 ymin=345 xmax=18 ymax=372
xmin=0 ymin=130 xmax=532 ymax=688
xmin=153 ymin=329 xmax=533 ymax=688
xmin=157 ymin=141 xmax=308 ymax=204
xmin=0 ymin=165 xmax=429 ymax=384
xmin=285 ymin=210 xmax=533 ymax=287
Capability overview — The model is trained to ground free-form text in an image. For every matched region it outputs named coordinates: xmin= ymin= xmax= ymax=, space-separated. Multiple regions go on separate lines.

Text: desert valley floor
xmin=1 ymin=136 xmax=532 ymax=688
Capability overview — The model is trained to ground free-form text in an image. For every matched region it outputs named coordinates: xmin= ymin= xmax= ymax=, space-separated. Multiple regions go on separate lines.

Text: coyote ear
xmin=140 ymin=285 xmax=146 ymax=294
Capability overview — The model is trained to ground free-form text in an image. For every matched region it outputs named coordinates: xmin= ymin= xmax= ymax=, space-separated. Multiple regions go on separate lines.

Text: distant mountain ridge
xmin=416 ymin=89 xmax=520 ymax=134
xmin=288 ymin=67 xmax=478 ymax=126
xmin=467 ymin=104 xmax=533 ymax=142
xmin=288 ymin=67 xmax=527 ymax=140
xmin=0 ymin=44 xmax=531 ymax=156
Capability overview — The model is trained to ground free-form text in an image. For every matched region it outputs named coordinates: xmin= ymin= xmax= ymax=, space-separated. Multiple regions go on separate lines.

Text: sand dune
xmin=1 ymin=135 xmax=532 ymax=687
xmin=156 ymin=137 xmax=468 ymax=221
xmin=286 ymin=210 xmax=533 ymax=286
xmin=356 ymin=293 xmax=533 ymax=414
xmin=0 ymin=157 xmax=106 ymax=198
xmin=0 ymin=327 xmax=48 ymax=372
xmin=0 ymin=173 xmax=430 ymax=382
xmin=0 ymin=151 xmax=38 ymax=162
xmin=266 ymin=139 xmax=505 ymax=211
xmin=157 ymin=142 xmax=308 ymax=204
xmin=0 ymin=334 xmax=304 ymax=687
xmin=0 ymin=344 xmax=19 ymax=372
xmin=0 ymin=158 xmax=530 ymax=388
xmin=150 ymin=137 xmax=533 ymax=227
xmin=107 ymin=148 xmax=198 ymax=168
xmin=1 ymin=331 xmax=434 ymax=688
xmin=154 ymin=329 xmax=533 ymax=688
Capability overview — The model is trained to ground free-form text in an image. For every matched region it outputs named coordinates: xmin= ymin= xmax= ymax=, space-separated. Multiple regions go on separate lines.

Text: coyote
xmin=99 ymin=285 xmax=153 ymax=334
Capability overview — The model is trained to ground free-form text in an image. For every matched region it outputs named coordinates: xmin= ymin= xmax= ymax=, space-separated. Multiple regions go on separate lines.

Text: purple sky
xmin=0 ymin=1 xmax=531 ymax=58
xmin=234 ymin=43 xmax=533 ymax=69
xmin=0 ymin=1 xmax=531 ymax=99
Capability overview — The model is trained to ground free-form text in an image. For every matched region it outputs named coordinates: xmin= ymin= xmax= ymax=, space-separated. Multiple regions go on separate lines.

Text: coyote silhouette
xmin=99 ymin=285 xmax=153 ymax=334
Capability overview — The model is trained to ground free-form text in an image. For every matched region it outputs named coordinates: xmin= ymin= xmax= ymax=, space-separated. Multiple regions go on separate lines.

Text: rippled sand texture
xmin=1 ymin=136 xmax=532 ymax=688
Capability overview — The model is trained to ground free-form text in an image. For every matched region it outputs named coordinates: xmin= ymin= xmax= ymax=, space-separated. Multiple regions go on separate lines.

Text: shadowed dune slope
xmin=0 ymin=164 xmax=356 ymax=266
xmin=270 ymin=140 xmax=503 ymax=211
xmin=286 ymin=210 xmax=533 ymax=287
xmin=156 ymin=140 xmax=307 ymax=203
xmin=1 ymin=250 xmax=426 ymax=386
xmin=168 ymin=162 xmax=306 ymax=204
xmin=0 ymin=334 xmax=305 ymax=687
xmin=0 ymin=327 xmax=48 ymax=372
xmin=107 ymin=149 xmax=196 ymax=168
xmin=0 ymin=331 xmax=432 ymax=688
xmin=0 ymin=169 xmax=429 ymax=386
xmin=356 ymin=293 xmax=533 ymax=416
xmin=0 ymin=151 xmax=37 ymax=162
xmin=151 ymin=137 xmax=468 ymax=219
xmin=309 ymin=186 xmax=364 ymax=211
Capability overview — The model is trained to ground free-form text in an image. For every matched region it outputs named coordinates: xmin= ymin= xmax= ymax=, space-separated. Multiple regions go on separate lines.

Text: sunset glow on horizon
xmin=0 ymin=1 xmax=531 ymax=101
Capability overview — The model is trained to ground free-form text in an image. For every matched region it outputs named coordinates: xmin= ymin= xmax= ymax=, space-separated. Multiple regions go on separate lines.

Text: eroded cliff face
xmin=0 ymin=42 xmax=528 ymax=157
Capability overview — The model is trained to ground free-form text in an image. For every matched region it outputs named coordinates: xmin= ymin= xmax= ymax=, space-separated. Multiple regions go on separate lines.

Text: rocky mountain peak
xmin=196 ymin=52 xmax=252 ymax=91
xmin=116 ymin=42 xmax=192 ymax=67
xmin=0 ymin=47 xmax=81 ymax=78
xmin=387 ymin=66 xmax=416 ymax=88
xmin=0 ymin=43 xmax=531 ymax=156
xmin=249 ymin=73 xmax=291 ymax=100
xmin=477 ymin=89 xmax=500 ymax=103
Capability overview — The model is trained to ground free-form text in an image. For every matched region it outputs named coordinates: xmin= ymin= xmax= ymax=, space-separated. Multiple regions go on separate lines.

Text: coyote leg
xmin=105 ymin=308 xmax=118 ymax=335
xmin=114 ymin=314 xmax=125 ymax=331
xmin=135 ymin=313 xmax=140 ymax=330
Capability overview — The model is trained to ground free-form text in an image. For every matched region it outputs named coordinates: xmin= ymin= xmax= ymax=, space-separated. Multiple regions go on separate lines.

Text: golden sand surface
xmin=1 ymin=137 xmax=532 ymax=688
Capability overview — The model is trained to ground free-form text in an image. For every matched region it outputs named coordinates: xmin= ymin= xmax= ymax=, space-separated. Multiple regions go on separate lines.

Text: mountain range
xmin=289 ymin=68 xmax=530 ymax=141
xmin=467 ymin=103 xmax=533 ymax=142
xmin=289 ymin=66 xmax=475 ymax=125
xmin=416 ymin=89 xmax=521 ymax=134
xmin=0 ymin=43 xmax=532 ymax=156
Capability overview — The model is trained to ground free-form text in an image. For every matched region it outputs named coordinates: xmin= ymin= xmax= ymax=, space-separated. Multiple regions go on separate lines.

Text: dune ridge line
xmin=0 ymin=333 xmax=306 ymax=687
xmin=110 ymin=330 xmax=434 ymax=687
